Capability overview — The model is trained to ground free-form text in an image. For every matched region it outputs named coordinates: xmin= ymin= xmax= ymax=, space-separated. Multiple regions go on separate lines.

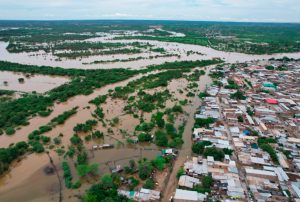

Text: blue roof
xmin=251 ymin=143 xmax=258 ymax=149
xmin=243 ymin=130 xmax=250 ymax=135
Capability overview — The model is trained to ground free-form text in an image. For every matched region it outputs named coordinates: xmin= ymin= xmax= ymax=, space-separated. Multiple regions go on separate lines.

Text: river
xmin=1 ymin=37 xmax=300 ymax=70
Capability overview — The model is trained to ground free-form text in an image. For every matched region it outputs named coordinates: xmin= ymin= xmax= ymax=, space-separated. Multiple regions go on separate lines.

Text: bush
xmin=176 ymin=167 xmax=185 ymax=179
xmin=165 ymin=123 xmax=177 ymax=136
xmin=38 ymin=110 xmax=52 ymax=117
xmin=192 ymin=141 xmax=212 ymax=154
xmin=223 ymin=148 xmax=234 ymax=155
xmin=138 ymin=133 xmax=152 ymax=142
xmin=172 ymin=105 xmax=183 ymax=113
xmin=128 ymin=177 xmax=139 ymax=191
xmin=230 ymin=90 xmax=246 ymax=100
xmin=237 ymin=115 xmax=244 ymax=122
xmin=72 ymin=180 xmax=81 ymax=189
xmin=70 ymin=134 xmax=82 ymax=145
xmin=143 ymin=178 xmax=155 ymax=189
xmin=152 ymin=156 xmax=166 ymax=171
xmin=155 ymin=131 xmax=168 ymax=147
xmin=138 ymin=160 xmax=153 ymax=180
xmin=31 ymin=141 xmax=45 ymax=153
xmin=5 ymin=127 xmax=16 ymax=135
xmin=62 ymin=161 xmax=73 ymax=189
xmin=194 ymin=117 xmax=215 ymax=128
xmin=91 ymin=131 xmax=103 ymax=139
xmin=203 ymin=147 xmax=225 ymax=161
xmin=152 ymin=112 xmax=165 ymax=128
xmin=41 ymin=136 xmax=51 ymax=144
xmin=260 ymin=144 xmax=279 ymax=164
xmin=53 ymin=137 xmax=61 ymax=145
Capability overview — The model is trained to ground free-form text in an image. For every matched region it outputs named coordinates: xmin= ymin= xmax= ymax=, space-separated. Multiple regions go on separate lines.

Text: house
xmin=178 ymin=175 xmax=200 ymax=189
xmin=174 ymin=189 xmax=207 ymax=202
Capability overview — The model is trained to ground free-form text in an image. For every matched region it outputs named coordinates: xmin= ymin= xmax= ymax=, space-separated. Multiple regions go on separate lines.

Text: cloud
xmin=0 ymin=0 xmax=299 ymax=22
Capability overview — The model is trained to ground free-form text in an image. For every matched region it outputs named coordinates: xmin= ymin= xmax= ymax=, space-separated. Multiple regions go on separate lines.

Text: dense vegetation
xmin=0 ymin=141 xmax=28 ymax=175
xmin=257 ymin=137 xmax=279 ymax=164
xmin=1 ymin=20 xmax=300 ymax=54
xmin=0 ymin=61 xmax=138 ymax=132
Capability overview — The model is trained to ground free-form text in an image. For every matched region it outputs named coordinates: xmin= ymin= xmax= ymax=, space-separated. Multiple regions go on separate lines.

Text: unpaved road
xmin=162 ymin=66 xmax=212 ymax=201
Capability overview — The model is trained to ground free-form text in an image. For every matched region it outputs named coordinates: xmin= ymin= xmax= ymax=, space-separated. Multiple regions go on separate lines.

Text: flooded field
xmin=0 ymin=64 xmax=212 ymax=202
xmin=0 ymin=71 xmax=69 ymax=93
xmin=1 ymin=34 xmax=300 ymax=70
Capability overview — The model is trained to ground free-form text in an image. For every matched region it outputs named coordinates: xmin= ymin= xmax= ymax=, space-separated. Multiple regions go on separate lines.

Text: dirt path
xmin=162 ymin=67 xmax=212 ymax=201
xmin=46 ymin=152 xmax=63 ymax=202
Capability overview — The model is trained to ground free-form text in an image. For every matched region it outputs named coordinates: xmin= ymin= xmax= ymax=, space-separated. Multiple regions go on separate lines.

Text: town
xmin=117 ymin=57 xmax=300 ymax=201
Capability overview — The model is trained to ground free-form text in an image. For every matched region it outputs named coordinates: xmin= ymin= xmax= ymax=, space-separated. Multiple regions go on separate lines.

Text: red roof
xmin=265 ymin=99 xmax=278 ymax=104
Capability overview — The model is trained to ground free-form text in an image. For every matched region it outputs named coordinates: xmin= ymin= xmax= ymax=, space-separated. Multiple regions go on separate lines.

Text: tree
xmin=155 ymin=130 xmax=168 ymax=147
xmin=18 ymin=78 xmax=25 ymax=83
xmin=152 ymin=156 xmax=166 ymax=171
xmin=62 ymin=161 xmax=73 ymax=189
xmin=199 ymin=91 xmax=209 ymax=99
xmin=230 ymin=90 xmax=246 ymax=100
xmin=202 ymin=175 xmax=213 ymax=189
xmin=143 ymin=178 xmax=155 ymax=189
xmin=101 ymin=174 xmax=113 ymax=189
xmin=172 ymin=105 xmax=183 ymax=113
xmin=5 ymin=127 xmax=16 ymax=135
xmin=70 ymin=134 xmax=82 ymax=145
xmin=31 ymin=141 xmax=45 ymax=153
xmin=192 ymin=141 xmax=212 ymax=154
xmin=237 ymin=115 xmax=244 ymax=123
xmin=41 ymin=136 xmax=51 ymax=144
xmin=138 ymin=133 xmax=152 ymax=142
xmin=138 ymin=160 xmax=153 ymax=180
xmin=265 ymin=65 xmax=275 ymax=70
xmin=203 ymin=147 xmax=225 ymax=161
xmin=194 ymin=117 xmax=215 ymax=128
xmin=152 ymin=112 xmax=165 ymax=128
xmin=84 ymin=183 xmax=130 ymax=202
xmin=77 ymin=163 xmax=99 ymax=177
xmin=112 ymin=117 xmax=119 ymax=125
xmin=165 ymin=123 xmax=177 ymax=137
xmin=223 ymin=148 xmax=233 ymax=155
xmin=176 ymin=167 xmax=185 ymax=179
xmin=53 ymin=137 xmax=61 ymax=145
xmin=77 ymin=150 xmax=88 ymax=165
xmin=91 ymin=131 xmax=103 ymax=139
xmin=129 ymin=160 xmax=136 ymax=170
xmin=246 ymin=107 xmax=254 ymax=116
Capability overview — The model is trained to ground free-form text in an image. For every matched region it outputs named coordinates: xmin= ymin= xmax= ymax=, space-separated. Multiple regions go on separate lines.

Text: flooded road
xmin=162 ymin=66 xmax=213 ymax=201
xmin=0 ymin=71 xmax=69 ymax=93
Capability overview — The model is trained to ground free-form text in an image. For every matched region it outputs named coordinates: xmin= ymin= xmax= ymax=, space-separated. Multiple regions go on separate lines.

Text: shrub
xmin=5 ymin=127 xmax=16 ymax=135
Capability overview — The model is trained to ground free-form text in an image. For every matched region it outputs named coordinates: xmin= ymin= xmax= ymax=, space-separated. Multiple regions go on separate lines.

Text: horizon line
xmin=0 ymin=18 xmax=299 ymax=24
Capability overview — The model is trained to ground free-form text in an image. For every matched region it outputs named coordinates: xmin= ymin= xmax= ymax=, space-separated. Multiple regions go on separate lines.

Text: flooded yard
xmin=0 ymin=71 xmax=69 ymax=93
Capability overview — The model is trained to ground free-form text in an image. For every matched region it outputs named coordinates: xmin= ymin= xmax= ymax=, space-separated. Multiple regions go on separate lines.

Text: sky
xmin=0 ymin=0 xmax=299 ymax=23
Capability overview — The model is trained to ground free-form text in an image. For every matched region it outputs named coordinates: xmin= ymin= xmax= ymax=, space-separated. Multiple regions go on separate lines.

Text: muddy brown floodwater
xmin=162 ymin=66 xmax=213 ymax=201
xmin=0 ymin=70 xmax=168 ymax=202
xmin=0 ymin=71 xmax=69 ymax=93
xmin=1 ymin=37 xmax=300 ymax=69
